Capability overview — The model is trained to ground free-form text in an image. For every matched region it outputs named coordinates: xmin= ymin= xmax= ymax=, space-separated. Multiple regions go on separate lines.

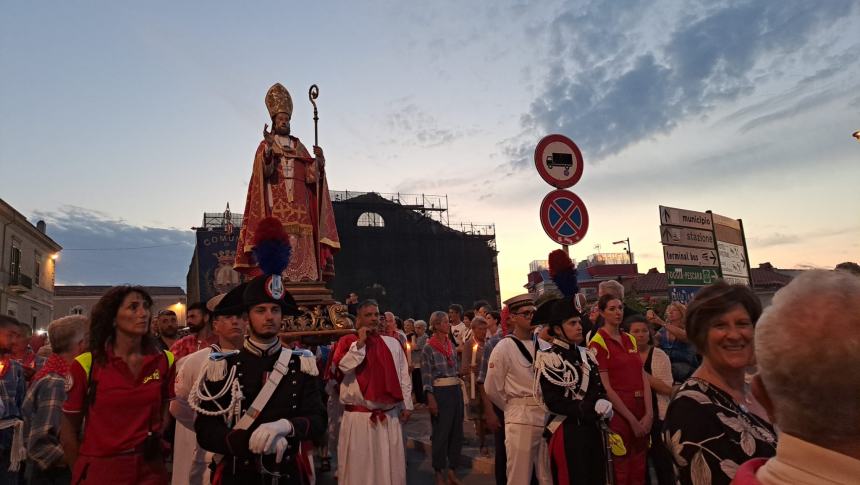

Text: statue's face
xmin=273 ymin=112 xmax=290 ymax=136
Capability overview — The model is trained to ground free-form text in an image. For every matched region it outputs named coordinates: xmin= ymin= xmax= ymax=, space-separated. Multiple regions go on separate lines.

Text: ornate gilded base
xmin=279 ymin=281 xmax=354 ymax=343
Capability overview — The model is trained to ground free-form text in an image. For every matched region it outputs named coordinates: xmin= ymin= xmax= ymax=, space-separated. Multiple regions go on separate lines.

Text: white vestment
xmin=337 ymin=335 xmax=413 ymax=485
xmin=484 ymin=336 xmax=552 ymax=485
xmin=170 ymin=348 xmax=214 ymax=485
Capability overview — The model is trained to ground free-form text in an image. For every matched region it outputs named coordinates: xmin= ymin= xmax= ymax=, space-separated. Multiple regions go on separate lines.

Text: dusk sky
xmin=2 ymin=1 xmax=858 ymax=303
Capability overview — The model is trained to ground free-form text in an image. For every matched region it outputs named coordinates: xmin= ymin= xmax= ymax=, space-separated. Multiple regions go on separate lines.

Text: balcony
xmin=8 ymin=273 xmax=32 ymax=293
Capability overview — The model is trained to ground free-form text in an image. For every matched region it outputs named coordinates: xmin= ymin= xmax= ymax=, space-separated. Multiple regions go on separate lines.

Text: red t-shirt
xmin=589 ymin=328 xmax=644 ymax=394
xmin=63 ymin=346 xmax=175 ymax=456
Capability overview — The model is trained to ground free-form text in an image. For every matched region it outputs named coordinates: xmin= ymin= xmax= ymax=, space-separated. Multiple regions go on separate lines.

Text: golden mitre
xmin=265 ymin=83 xmax=293 ymax=120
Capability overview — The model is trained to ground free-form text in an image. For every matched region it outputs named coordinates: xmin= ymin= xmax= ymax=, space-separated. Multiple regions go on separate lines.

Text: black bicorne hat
xmin=210 ymin=282 xmax=248 ymax=317
xmin=243 ymin=275 xmax=301 ymax=316
xmin=533 ymin=296 xmax=582 ymax=329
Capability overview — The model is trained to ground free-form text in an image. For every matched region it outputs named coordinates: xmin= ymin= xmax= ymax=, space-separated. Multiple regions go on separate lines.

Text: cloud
xmin=516 ymin=0 xmax=856 ymax=164
xmin=749 ymin=225 xmax=860 ymax=248
xmin=385 ymin=101 xmax=476 ymax=147
xmin=32 ymin=206 xmax=194 ymax=287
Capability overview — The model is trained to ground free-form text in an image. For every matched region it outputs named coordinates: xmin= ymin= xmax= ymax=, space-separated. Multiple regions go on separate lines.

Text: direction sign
xmin=534 ymin=134 xmax=584 ymax=188
xmin=660 ymin=225 xmax=716 ymax=249
xmin=666 ymin=265 xmax=721 ymax=286
xmin=539 ymin=189 xmax=589 ymax=245
xmin=668 ymin=286 xmax=701 ymax=304
xmin=663 ymin=245 xmax=719 ymax=268
xmin=714 ymin=224 xmax=743 ymax=246
xmin=717 ymin=241 xmax=749 ymax=277
xmin=713 ymin=213 xmax=741 ymax=230
xmin=722 ymin=275 xmax=750 ymax=286
xmin=659 ymin=206 xmax=713 ymax=230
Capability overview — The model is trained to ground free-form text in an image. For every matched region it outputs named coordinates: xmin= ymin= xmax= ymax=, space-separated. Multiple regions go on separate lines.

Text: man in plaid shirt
xmin=21 ymin=315 xmax=88 ymax=485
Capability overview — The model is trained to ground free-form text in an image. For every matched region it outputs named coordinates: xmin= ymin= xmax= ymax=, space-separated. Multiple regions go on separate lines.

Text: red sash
xmin=332 ymin=334 xmax=403 ymax=405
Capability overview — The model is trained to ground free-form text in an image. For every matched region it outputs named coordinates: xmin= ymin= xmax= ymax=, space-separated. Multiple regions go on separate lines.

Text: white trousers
xmin=337 ymin=409 xmax=406 ymax=485
xmin=171 ymin=424 xmax=210 ymax=485
xmin=505 ymin=420 xmax=552 ymax=485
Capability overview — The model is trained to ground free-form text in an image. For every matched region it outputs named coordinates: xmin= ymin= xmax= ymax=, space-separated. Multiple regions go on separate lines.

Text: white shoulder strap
xmin=234 ymin=348 xmax=293 ymax=431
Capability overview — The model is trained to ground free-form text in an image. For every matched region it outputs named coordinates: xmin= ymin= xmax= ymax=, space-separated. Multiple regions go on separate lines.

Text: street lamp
xmin=613 ymin=238 xmax=633 ymax=264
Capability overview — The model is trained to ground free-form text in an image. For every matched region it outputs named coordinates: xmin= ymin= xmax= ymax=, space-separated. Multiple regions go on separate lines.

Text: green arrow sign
xmin=666 ymin=265 xmax=722 ymax=286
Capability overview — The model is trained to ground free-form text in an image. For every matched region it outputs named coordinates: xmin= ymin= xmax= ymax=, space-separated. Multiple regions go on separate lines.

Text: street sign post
xmin=668 ymin=286 xmax=701 ymax=304
xmin=663 ymin=245 xmax=719 ymax=268
xmin=659 ymin=206 xmax=713 ymax=230
xmin=666 ymin=265 xmax=721 ymax=286
xmin=539 ymin=189 xmax=590 ymax=246
xmin=534 ymin=134 xmax=584 ymax=189
xmin=717 ymin=241 xmax=749 ymax=277
xmin=660 ymin=225 xmax=716 ymax=249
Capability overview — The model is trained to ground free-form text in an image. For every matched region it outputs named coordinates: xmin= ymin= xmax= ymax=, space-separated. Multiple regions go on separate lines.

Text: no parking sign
xmin=539 ymin=190 xmax=589 ymax=245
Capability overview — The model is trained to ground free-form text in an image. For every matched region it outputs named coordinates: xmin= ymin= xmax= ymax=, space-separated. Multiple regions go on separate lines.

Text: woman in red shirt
xmin=589 ymin=294 xmax=653 ymax=485
xmin=60 ymin=286 xmax=175 ymax=485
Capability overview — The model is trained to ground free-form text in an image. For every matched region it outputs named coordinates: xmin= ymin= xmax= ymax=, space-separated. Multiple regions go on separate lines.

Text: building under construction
xmin=187 ymin=192 xmax=500 ymax=320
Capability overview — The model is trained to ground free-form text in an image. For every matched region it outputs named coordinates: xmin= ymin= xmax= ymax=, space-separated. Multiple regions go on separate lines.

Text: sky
xmin=2 ymin=1 xmax=859 ymax=303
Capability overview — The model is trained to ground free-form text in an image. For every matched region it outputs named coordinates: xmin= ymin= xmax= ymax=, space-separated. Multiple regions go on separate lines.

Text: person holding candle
xmin=412 ymin=320 xmax=429 ymax=405
xmin=421 ymin=311 xmax=465 ymax=485
xmin=461 ymin=316 xmax=489 ymax=456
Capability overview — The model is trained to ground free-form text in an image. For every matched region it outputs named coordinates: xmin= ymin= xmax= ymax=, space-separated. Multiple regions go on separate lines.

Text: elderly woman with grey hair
xmin=733 ymin=270 xmax=860 ymax=484
xmin=663 ymin=282 xmax=776 ymax=485
xmin=421 ymin=311 xmax=465 ymax=485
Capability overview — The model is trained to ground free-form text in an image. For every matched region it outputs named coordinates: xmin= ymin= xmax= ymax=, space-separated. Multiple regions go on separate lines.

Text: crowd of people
xmin=0 ymin=264 xmax=858 ymax=484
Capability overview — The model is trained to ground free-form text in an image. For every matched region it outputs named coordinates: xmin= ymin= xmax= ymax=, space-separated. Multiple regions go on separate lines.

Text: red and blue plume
xmin=252 ymin=217 xmax=292 ymax=276
xmin=548 ymin=249 xmax=578 ymax=298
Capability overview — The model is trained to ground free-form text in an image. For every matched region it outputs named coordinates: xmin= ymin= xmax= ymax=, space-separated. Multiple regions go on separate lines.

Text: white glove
xmin=248 ymin=419 xmax=294 ymax=454
xmin=273 ymin=436 xmax=288 ymax=463
xmin=595 ymin=399 xmax=613 ymax=420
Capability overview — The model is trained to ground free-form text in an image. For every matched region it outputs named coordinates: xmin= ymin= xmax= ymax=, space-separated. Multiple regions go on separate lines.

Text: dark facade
xmin=328 ymin=192 xmax=499 ymax=320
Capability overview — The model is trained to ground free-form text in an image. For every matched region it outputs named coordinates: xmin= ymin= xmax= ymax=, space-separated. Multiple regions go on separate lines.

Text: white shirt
xmin=757 ymin=432 xmax=860 ymax=485
xmin=338 ymin=335 xmax=413 ymax=411
xmin=484 ymin=336 xmax=546 ymax=427
xmin=451 ymin=322 xmax=467 ymax=346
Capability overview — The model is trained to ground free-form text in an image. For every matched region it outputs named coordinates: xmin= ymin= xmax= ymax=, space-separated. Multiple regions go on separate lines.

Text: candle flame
xmin=472 ymin=343 xmax=478 ymax=351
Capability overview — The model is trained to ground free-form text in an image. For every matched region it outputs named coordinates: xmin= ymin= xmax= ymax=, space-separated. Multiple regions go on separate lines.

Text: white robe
xmin=337 ymin=335 xmax=413 ymax=485
xmin=170 ymin=348 xmax=213 ymax=485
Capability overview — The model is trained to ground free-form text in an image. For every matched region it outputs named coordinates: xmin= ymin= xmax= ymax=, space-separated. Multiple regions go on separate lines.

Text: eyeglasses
xmin=514 ymin=310 xmax=535 ymax=318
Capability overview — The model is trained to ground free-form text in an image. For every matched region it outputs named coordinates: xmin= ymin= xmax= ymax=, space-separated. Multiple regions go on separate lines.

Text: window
xmin=34 ymin=252 xmax=41 ymax=286
xmin=357 ymin=212 xmax=385 ymax=228
xmin=9 ymin=243 xmax=21 ymax=282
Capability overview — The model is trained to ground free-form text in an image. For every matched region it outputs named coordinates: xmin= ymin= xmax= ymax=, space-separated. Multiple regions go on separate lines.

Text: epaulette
xmin=291 ymin=348 xmax=319 ymax=376
xmin=205 ymin=350 xmax=239 ymax=382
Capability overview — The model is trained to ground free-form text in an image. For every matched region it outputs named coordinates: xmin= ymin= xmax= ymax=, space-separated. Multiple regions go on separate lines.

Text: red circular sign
xmin=539 ymin=189 xmax=589 ymax=245
xmin=534 ymin=134 xmax=584 ymax=188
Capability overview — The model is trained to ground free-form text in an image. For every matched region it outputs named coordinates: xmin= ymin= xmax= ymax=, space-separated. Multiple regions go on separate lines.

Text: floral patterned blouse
xmin=663 ymin=378 xmax=777 ymax=485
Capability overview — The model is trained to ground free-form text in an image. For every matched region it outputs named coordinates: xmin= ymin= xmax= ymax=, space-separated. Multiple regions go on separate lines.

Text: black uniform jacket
xmin=538 ymin=342 xmax=607 ymax=424
xmin=195 ymin=348 xmax=325 ymax=474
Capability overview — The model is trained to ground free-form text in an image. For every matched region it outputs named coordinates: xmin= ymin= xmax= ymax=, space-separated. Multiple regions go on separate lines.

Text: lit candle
xmin=470 ymin=342 xmax=478 ymax=399
xmin=405 ymin=341 xmax=412 ymax=367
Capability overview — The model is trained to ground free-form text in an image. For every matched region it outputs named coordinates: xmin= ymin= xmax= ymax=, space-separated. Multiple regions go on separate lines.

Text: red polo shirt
xmin=63 ymin=345 xmax=175 ymax=456
xmin=589 ymin=327 xmax=643 ymax=393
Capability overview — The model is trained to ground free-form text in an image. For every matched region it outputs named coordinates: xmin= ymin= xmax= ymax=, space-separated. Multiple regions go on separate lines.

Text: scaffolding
xmin=199 ymin=190 xmax=496 ymax=248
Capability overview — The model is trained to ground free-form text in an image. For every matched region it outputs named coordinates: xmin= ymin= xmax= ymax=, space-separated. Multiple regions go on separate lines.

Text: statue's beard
xmin=274 ymin=123 xmax=290 ymax=136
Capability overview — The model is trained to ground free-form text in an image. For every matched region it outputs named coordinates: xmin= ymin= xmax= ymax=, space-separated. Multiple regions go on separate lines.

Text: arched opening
xmin=357 ymin=212 xmax=385 ymax=228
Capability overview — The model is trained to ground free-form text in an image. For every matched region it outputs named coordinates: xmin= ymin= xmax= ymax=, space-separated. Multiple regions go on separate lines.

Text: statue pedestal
xmin=286 ymin=281 xmax=335 ymax=306
xmin=280 ymin=281 xmax=353 ymax=343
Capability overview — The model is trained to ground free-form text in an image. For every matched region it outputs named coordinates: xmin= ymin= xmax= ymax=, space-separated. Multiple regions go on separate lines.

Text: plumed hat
xmin=548 ymin=249 xmax=579 ymax=298
xmin=242 ymin=217 xmax=301 ymax=315
xmin=265 ymin=83 xmax=293 ymax=120
xmin=533 ymin=296 xmax=582 ymax=329
xmin=209 ymin=282 xmax=248 ymax=317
